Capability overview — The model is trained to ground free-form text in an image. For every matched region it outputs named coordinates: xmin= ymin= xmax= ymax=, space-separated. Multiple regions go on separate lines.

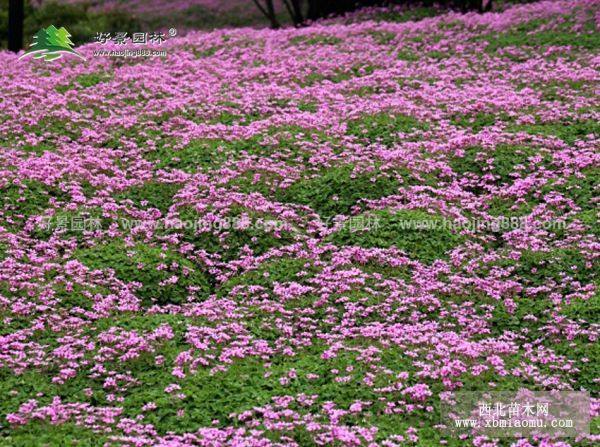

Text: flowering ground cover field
xmin=0 ymin=0 xmax=599 ymax=445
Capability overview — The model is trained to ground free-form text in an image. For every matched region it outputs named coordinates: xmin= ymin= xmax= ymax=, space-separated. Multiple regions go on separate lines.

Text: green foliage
xmin=75 ymin=242 xmax=212 ymax=305
xmin=218 ymin=257 xmax=318 ymax=297
xmin=147 ymin=127 xmax=332 ymax=177
xmin=146 ymin=138 xmax=257 ymax=172
xmin=190 ymin=45 xmax=219 ymax=58
xmin=120 ymin=342 xmax=422 ymax=436
xmin=506 ymin=248 xmax=596 ymax=287
xmin=296 ymin=64 xmax=376 ymax=87
xmin=52 ymin=284 xmax=108 ymax=312
xmin=490 ymin=286 xmax=600 ymax=391
xmin=93 ymin=312 xmax=198 ymax=334
xmin=450 ymin=144 xmax=551 ymax=184
xmin=347 ymin=112 xmax=429 ymax=145
xmin=561 ymin=290 xmax=600 ymax=323
xmin=397 ymin=50 xmax=420 ymax=61
xmin=226 ymin=171 xmax=284 ymax=197
xmin=492 ymin=144 xmax=543 ymax=181
xmin=426 ymin=50 xmax=450 ymax=60
xmin=482 ymin=24 xmax=600 ymax=52
xmin=541 ymin=167 xmax=599 ymax=211
xmin=25 ymin=118 xmax=80 ymax=141
xmin=449 ymin=146 xmax=487 ymax=177
xmin=289 ymin=34 xmax=342 ymax=46
xmin=548 ymin=290 xmax=600 ymax=392
xmin=2 ymin=117 xmax=78 ymax=154
xmin=210 ymin=110 xmax=265 ymax=126
xmin=75 ymin=72 xmax=113 ymax=88
xmin=276 ymin=165 xmax=400 ymax=219
xmin=19 ymin=142 xmax=57 ymax=154
xmin=459 ymin=354 xmax=536 ymax=391
xmin=1 ymin=422 xmax=109 ymax=446
xmin=30 ymin=206 xmax=109 ymax=241
xmin=486 ymin=195 xmax=536 ymax=218
xmin=0 ymin=180 xmax=68 ymax=223
xmin=451 ymin=112 xmax=502 ymax=132
xmin=116 ymin=182 xmax=182 ymax=215
xmin=126 ymin=356 xmax=282 ymax=430
xmin=328 ymin=209 xmax=464 ymax=262
xmin=489 ymin=295 xmax=551 ymax=337
xmin=368 ymin=30 xmax=396 ymax=44
xmin=537 ymin=79 xmax=593 ymax=102
xmin=573 ymin=209 xmax=599 ymax=236
xmin=22 ymin=1 xmax=139 ymax=47
xmin=508 ymin=120 xmax=600 ymax=145
xmin=297 ymin=101 xmax=318 ymax=113
xmin=552 ymin=339 xmax=599 ymax=393
xmin=0 ymin=364 xmax=112 ymax=442
xmin=169 ymin=205 xmax=299 ymax=261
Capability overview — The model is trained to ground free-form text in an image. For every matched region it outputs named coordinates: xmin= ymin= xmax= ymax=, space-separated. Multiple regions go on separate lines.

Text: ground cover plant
xmin=0 ymin=0 xmax=598 ymax=446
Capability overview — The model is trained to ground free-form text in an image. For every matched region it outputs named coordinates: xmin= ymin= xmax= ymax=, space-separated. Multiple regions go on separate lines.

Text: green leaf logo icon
xmin=19 ymin=25 xmax=85 ymax=62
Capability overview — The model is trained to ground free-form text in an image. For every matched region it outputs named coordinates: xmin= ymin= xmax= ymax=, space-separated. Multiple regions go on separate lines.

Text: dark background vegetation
xmin=2 ymin=0 xmax=540 ymax=49
xmin=254 ymin=0 xmax=499 ymax=28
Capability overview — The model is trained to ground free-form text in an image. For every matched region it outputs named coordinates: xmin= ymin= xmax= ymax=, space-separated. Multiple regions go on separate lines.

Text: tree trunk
xmin=265 ymin=0 xmax=278 ymax=28
xmin=8 ymin=0 xmax=24 ymax=53
xmin=282 ymin=0 xmax=304 ymax=26
xmin=252 ymin=0 xmax=280 ymax=29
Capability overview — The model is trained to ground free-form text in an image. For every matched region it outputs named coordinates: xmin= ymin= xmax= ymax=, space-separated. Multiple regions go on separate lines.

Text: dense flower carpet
xmin=0 ymin=0 xmax=598 ymax=445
